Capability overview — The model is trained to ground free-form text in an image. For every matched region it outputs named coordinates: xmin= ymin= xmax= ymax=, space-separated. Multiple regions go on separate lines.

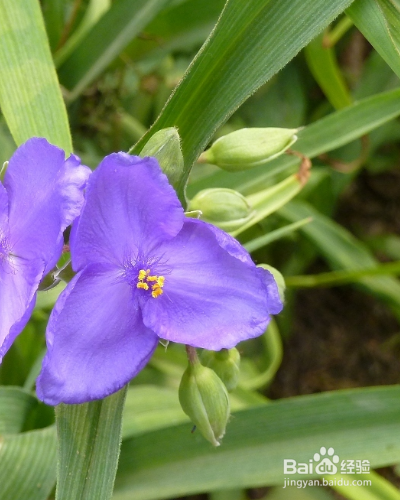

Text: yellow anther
xmin=157 ymin=276 xmax=165 ymax=287
xmin=151 ymin=287 xmax=163 ymax=298
xmin=137 ymin=281 xmax=149 ymax=290
xmin=138 ymin=269 xmax=148 ymax=281
xmin=147 ymin=275 xmax=158 ymax=282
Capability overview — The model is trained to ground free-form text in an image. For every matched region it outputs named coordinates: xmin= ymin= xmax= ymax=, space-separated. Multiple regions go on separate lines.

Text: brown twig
xmin=286 ymin=149 xmax=312 ymax=186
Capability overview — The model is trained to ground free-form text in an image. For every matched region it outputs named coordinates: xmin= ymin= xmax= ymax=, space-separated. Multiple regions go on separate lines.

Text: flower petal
xmin=0 ymin=182 xmax=8 ymax=231
xmin=36 ymin=263 xmax=158 ymax=405
xmin=0 ymin=256 xmax=44 ymax=362
xmin=141 ymin=219 xmax=282 ymax=350
xmin=202 ymin=222 xmax=253 ymax=264
xmin=4 ymin=138 xmax=90 ymax=272
xmin=256 ymin=267 xmax=283 ymax=314
xmin=70 ymin=154 xmax=184 ymax=271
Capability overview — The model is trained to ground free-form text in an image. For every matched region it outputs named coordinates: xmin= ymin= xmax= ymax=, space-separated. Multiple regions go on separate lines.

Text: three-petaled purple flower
xmin=37 ymin=153 xmax=282 ymax=405
xmin=0 ymin=138 xmax=90 ymax=363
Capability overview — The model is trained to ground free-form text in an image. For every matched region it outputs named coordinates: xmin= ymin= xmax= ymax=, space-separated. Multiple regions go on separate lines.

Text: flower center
xmin=136 ymin=269 xmax=165 ymax=298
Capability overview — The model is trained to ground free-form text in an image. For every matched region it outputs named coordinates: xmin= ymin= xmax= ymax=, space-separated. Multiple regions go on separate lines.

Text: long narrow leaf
xmin=125 ymin=0 xmax=226 ymax=62
xmin=0 ymin=387 xmax=36 ymax=435
xmin=347 ymin=0 xmax=400 ymax=80
xmin=279 ymin=201 xmax=400 ymax=319
xmin=56 ymin=387 xmax=127 ymax=500
xmin=304 ymin=33 xmax=352 ymax=109
xmin=114 ymin=386 xmax=400 ymax=500
xmin=0 ymin=426 xmax=57 ymax=500
xmin=0 ymin=0 xmax=72 ymax=152
xmin=58 ymin=0 xmax=170 ymax=100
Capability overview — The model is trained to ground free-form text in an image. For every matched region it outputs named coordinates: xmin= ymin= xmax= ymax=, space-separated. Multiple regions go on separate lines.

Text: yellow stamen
xmin=137 ymin=269 xmax=165 ymax=298
xmin=138 ymin=269 xmax=148 ymax=281
xmin=151 ymin=287 xmax=163 ymax=298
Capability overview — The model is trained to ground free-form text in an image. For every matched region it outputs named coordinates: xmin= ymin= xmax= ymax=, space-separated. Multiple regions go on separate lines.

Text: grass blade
xmin=0 ymin=0 xmax=72 ymax=152
xmin=56 ymin=387 xmax=127 ymax=500
xmin=58 ymin=0 xmax=170 ymax=100
xmin=114 ymin=386 xmax=400 ymax=499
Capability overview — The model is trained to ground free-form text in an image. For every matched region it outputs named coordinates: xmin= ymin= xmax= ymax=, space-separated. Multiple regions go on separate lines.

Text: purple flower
xmin=36 ymin=154 xmax=282 ymax=405
xmin=0 ymin=138 xmax=91 ymax=363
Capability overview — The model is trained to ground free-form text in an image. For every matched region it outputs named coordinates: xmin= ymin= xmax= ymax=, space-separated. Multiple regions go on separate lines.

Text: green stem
xmin=285 ymin=260 xmax=400 ymax=288
xmin=185 ymin=345 xmax=199 ymax=365
xmin=323 ymin=16 xmax=353 ymax=48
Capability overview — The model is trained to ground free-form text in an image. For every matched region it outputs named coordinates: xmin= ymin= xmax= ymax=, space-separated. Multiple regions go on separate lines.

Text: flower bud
xmin=139 ymin=127 xmax=184 ymax=186
xmin=199 ymin=127 xmax=298 ymax=171
xmin=179 ymin=359 xmax=230 ymax=446
xmin=201 ymin=348 xmax=240 ymax=392
xmin=187 ymin=188 xmax=254 ymax=232
xmin=38 ymin=270 xmax=60 ymax=291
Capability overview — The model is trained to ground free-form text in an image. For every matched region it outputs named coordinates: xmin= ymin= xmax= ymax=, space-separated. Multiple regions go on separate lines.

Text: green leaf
xmin=125 ymin=0 xmax=226 ymax=62
xmin=285 ymin=260 xmax=400 ymax=288
xmin=139 ymin=127 xmax=184 ymax=189
xmin=56 ymin=386 xmax=127 ymax=500
xmin=0 ymin=0 xmax=72 ymax=152
xmin=58 ymin=0 xmax=170 ymax=100
xmin=304 ymin=33 xmax=352 ymax=109
xmin=122 ymin=385 xmax=187 ymax=439
xmin=0 ymin=387 xmax=37 ymax=435
xmin=131 ymin=0 xmax=355 ymax=198
xmin=114 ymin=386 xmax=400 ymax=499
xmin=330 ymin=470 xmax=400 ymax=500
xmin=244 ymin=217 xmax=312 ymax=253
xmin=0 ymin=426 xmax=57 ymax=500
xmin=347 ymin=0 xmax=400 ymax=80
xmin=279 ymin=201 xmax=400 ymax=319
xmin=189 ymin=87 xmax=400 ymax=196
xmin=35 ymin=282 xmax=67 ymax=311
xmin=232 ymin=174 xmax=306 ymax=237
xmin=54 ymin=0 xmax=111 ymax=67
xmin=41 ymin=0 xmax=66 ymax=51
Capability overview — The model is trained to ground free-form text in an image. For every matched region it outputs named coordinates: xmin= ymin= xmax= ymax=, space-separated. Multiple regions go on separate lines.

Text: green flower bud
xmin=38 ymin=258 xmax=75 ymax=291
xmin=55 ymin=260 xmax=75 ymax=284
xmin=201 ymin=348 xmax=240 ymax=392
xmin=199 ymin=127 xmax=298 ymax=171
xmin=187 ymin=188 xmax=254 ymax=232
xmin=258 ymin=263 xmax=286 ymax=303
xmin=179 ymin=359 xmax=230 ymax=446
xmin=140 ymin=127 xmax=184 ymax=186
xmin=38 ymin=270 xmax=60 ymax=291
